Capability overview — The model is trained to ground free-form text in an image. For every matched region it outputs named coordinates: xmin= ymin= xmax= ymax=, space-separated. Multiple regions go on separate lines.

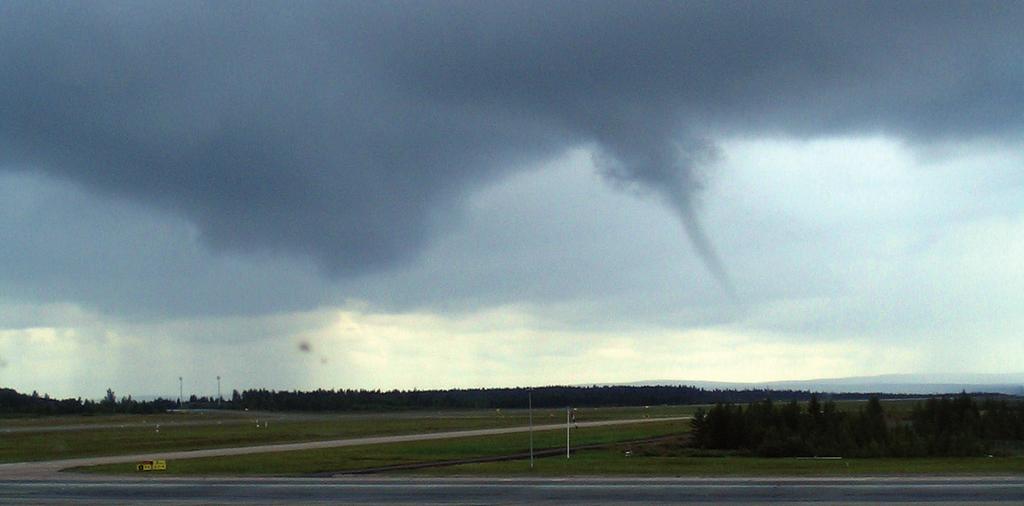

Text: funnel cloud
xmin=3 ymin=1 xmax=1024 ymax=397
xmin=593 ymin=132 xmax=734 ymax=293
xmin=1 ymin=0 xmax=1022 ymax=295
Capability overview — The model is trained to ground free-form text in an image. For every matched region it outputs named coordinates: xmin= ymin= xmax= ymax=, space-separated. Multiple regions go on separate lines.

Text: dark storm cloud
xmin=2 ymin=1 xmax=1021 ymax=280
xmin=0 ymin=172 xmax=328 ymax=319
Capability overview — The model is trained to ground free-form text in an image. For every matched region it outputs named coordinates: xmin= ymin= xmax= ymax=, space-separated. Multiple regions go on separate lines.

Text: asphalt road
xmin=0 ymin=417 xmax=688 ymax=479
xmin=1 ymin=477 xmax=1021 ymax=504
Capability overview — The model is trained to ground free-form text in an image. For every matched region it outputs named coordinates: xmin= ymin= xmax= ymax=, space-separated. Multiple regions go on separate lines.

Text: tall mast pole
xmin=529 ymin=390 xmax=534 ymax=469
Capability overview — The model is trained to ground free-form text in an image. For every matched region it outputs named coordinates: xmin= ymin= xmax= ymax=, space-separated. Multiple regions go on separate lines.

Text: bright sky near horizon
xmin=1 ymin=2 xmax=1023 ymax=398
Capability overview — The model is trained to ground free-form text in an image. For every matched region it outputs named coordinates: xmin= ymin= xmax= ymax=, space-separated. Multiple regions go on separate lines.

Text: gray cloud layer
xmin=2 ymin=1 xmax=1022 ymax=285
xmin=0 ymin=171 xmax=328 ymax=319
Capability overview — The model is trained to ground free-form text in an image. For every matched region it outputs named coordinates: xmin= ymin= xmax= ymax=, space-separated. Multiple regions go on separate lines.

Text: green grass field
xmin=71 ymin=420 xmax=686 ymax=475
xmin=1 ymin=406 xmax=691 ymax=463
xmin=3 ymin=398 xmax=948 ymax=470
xmin=0 ymin=410 xmax=254 ymax=427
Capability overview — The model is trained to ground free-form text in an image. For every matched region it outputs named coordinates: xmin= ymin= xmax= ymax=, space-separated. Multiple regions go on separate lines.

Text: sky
xmin=2 ymin=1 xmax=1023 ymax=399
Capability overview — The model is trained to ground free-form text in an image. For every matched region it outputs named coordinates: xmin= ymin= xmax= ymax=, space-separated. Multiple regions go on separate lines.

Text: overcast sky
xmin=2 ymin=1 xmax=1023 ymax=399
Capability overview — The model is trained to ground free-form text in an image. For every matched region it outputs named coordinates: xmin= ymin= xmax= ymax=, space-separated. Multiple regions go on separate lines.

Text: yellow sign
xmin=136 ymin=460 xmax=167 ymax=472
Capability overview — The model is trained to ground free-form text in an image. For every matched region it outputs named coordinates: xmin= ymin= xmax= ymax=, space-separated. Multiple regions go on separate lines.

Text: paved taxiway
xmin=1 ymin=476 xmax=1021 ymax=504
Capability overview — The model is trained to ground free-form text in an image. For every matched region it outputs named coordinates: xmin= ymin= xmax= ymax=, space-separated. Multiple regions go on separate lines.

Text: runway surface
xmin=0 ymin=417 xmax=687 ymax=479
xmin=1 ymin=476 xmax=1021 ymax=504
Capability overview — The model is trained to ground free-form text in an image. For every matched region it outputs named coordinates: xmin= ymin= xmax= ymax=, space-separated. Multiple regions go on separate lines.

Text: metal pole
xmin=529 ymin=390 xmax=534 ymax=469
xmin=178 ymin=377 xmax=183 ymax=407
xmin=565 ymin=406 xmax=570 ymax=459
xmin=217 ymin=376 xmax=221 ymax=406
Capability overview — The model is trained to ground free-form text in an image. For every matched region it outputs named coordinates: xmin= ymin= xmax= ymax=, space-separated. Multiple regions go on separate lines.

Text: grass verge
xmin=418 ymin=447 xmax=1024 ymax=476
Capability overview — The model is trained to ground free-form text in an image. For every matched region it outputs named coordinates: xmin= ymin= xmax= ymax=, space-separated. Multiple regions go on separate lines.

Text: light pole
xmin=566 ymin=406 xmax=570 ymax=459
xmin=178 ymin=376 xmax=183 ymax=407
xmin=529 ymin=389 xmax=534 ymax=469
xmin=217 ymin=376 xmax=222 ymax=406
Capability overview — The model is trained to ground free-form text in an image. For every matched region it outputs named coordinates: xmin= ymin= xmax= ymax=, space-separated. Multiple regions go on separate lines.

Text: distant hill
xmin=617 ymin=373 xmax=1024 ymax=396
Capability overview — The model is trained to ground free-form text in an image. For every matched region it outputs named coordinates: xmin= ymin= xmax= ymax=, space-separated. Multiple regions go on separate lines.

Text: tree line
xmin=227 ymin=386 xmax=915 ymax=411
xmin=690 ymin=394 xmax=1024 ymax=457
xmin=2 ymin=385 xmax=919 ymax=415
xmin=0 ymin=388 xmax=177 ymax=415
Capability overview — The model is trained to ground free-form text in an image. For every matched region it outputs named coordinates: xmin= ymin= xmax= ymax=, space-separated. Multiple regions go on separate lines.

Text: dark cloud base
xmin=2 ymin=1 xmax=1021 ymax=286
